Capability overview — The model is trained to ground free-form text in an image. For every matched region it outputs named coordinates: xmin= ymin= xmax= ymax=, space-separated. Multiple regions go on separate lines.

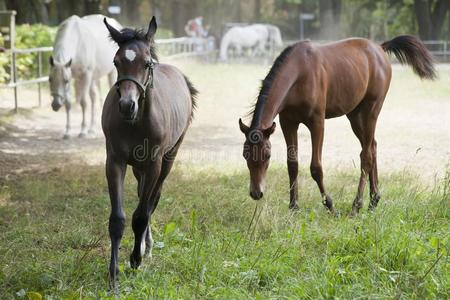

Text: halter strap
xmin=114 ymin=59 xmax=156 ymax=98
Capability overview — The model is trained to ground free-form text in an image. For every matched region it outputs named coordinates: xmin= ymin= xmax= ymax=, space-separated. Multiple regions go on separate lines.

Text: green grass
xmin=0 ymin=163 xmax=448 ymax=299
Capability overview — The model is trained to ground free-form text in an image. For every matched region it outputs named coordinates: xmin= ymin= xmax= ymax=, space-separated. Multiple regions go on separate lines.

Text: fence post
xmin=38 ymin=51 xmax=42 ymax=107
xmin=12 ymin=50 xmax=17 ymax=112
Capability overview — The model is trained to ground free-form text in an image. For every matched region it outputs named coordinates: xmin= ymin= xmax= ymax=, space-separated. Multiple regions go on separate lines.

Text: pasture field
xmin=0 ymin=61 xmax=449 ymax=299
xmin=0 ymin=164 xmax=448 ymax=298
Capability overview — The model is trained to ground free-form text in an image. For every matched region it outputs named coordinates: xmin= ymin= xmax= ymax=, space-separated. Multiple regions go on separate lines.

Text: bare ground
xmin=0 ymin=62 xmax=449 ymax=183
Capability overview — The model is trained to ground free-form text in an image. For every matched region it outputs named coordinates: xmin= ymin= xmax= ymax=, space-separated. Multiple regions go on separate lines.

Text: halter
xmin=114 ymin=58 xmax=156 ymax=99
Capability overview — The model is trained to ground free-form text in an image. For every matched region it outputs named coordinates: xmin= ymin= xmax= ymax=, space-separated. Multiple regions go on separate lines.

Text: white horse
xmin=219 ymin=24 xmax=283 ymax=61
xmin=49 ymin=14 xmax=121 ymax=138
xmin=264 ymin=24 xmax=283 ymax=49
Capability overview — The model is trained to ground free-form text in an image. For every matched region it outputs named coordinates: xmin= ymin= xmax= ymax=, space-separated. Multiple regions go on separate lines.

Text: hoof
xmin=78 ymin=132 xmax=87 ymax=138
xmin=289 ymin=203 xmax=300 ymax=211
xmin=108 ymin=267 xmax=120 ymax=290
xmin=368 ymin=194 xmax=381 ymax=211
xmin=63 ymin=133 xmax=71 ymax=140
xmin=322 ymin=195 xmax=334 ymax=212
xmin=129 ymin=252 xmax=142 ymax=269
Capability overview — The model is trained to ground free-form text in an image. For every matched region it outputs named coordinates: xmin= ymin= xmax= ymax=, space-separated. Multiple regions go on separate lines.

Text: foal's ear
xmin=104 ymin=17 xmax=121 ymax=44
xmin=263 ymin=122 xmax=276 ymax=137
xmin=146 ymin=16 xmax=157 ymax=42
xmin=49 ymin=56 xmax=54 ymax=66
xmin=239 ymin=118 xmax=250 ymax=134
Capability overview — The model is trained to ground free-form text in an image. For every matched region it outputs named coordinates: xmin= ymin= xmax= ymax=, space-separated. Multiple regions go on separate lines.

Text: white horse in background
xmin=219 ymin=24 xmax=283 ymax=61
xmin=49 ymin=14 xmax=121 ymax=138
xmin=264 ymin=24 xmax=283 ymax=49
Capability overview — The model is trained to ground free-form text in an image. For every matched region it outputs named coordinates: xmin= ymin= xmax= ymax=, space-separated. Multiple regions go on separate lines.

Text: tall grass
xmin=0 ymin=163 xmax=448 ymax=299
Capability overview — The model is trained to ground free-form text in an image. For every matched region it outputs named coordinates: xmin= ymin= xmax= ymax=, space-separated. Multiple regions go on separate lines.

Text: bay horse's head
xmin=48 ymin=56 xmax=72 ymax=111
xmin=104 ymin=17 xmax=158 ymax=121
xmin=239 ymin=118 xmax=276 ymax=200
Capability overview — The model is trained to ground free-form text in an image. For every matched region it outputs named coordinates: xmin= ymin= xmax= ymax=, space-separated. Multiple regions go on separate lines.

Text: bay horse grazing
xmin=102 ymin=17 xmax=197 ymax=288
xmin=49 ymin=15 xmax=121 ymax=138
xmin=239 ymin=35 xmax=435 ymax=215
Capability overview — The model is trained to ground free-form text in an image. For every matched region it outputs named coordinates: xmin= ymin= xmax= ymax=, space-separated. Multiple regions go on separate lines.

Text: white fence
xmin=0 ymin=37 xmax=216 ymax=112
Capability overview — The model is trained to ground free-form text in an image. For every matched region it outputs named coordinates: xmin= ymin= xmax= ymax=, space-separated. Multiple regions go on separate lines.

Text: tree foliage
xmin=0 ymin=0 xmax=448 ymax=40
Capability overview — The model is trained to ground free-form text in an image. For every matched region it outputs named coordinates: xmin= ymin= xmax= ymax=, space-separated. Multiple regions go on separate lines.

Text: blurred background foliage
xmin=0 ymin=0 xmax=448 ymax=83
xmin=0 ymin=0 xmax=448 ymax=40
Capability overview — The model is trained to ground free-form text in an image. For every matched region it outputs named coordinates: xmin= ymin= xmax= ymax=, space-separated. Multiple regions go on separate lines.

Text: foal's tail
xmin=183 ymin=75 xmax=198 ymax=121
xmin=381 ymin=35 xmax=436 ymax=80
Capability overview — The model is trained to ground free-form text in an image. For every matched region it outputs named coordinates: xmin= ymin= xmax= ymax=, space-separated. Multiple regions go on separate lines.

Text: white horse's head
xmin=49 ymin=56 xmax=72 ymax=111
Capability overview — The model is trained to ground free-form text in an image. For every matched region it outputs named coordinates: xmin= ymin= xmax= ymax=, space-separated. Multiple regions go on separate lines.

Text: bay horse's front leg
xmin=105 ymin=153 xmax=127 ymax=289
xmin=307 ymin=117 xmax=335 ymax=213
xmin=130 ymin=158 xmax=162 ymax=269
xmin=280 ymin=116 xmax=300 ymax=210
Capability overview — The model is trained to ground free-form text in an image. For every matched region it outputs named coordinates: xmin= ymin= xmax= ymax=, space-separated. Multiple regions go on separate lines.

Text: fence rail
xmin=0 ymin=38 xmax=215 ymax=112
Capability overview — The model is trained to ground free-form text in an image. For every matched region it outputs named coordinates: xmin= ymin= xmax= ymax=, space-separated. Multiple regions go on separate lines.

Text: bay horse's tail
xmin=183 ymin=75 xmax=198 ymax=121
xmin=381 ymin=35 xmax=436 ymax=80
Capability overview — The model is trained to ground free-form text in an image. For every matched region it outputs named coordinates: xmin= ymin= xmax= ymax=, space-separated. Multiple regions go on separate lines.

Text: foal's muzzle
xmin=250 ymin=190 xmax=264 ymax=200
xmin=118 ymin=98 xmax=137 ymax=120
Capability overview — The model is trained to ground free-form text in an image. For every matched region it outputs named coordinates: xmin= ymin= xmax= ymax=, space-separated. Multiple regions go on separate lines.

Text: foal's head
xmin=48 ymin=57 xmax=72 ymax=111
xmin=239 ymin=119 xmax=276 ymax=200
xmin=104 ymin=17 xmax=158 ymax=121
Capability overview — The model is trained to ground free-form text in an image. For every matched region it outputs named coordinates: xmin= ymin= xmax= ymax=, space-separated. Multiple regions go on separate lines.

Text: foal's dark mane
xmin=249 ymin=44 xmax=296 ymax=129
xmin=110 ymin=28 xmax=159 ymax=61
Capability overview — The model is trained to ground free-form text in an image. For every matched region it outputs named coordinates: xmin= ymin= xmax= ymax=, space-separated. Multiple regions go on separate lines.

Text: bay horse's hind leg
xmin=306 ymin=116 xmax=335 ymax=213
xmin=347 ymin=100 xmax=382 ymax=215
xmin=280 ymin=115 xmax=300 ymax=210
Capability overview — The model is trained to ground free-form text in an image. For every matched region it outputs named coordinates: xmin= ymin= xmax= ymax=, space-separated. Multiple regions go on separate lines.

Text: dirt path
xmin=0 ymin=63 xmax=449 ymax=183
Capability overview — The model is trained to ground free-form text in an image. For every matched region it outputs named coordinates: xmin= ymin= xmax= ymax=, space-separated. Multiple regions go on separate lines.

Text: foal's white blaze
xmin=125 ymin=49 xmax=136 ymax=61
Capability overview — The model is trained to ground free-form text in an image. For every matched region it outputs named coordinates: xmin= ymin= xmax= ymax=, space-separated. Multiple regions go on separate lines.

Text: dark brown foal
xmin=103 ymin=17 xmax=197 ymax=289
xmin=240 ymin=35 xmax=435 ymax=215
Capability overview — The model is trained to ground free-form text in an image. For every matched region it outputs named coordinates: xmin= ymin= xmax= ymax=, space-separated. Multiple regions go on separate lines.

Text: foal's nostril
xmin=130 ymin=101 xmax=135 ymax=113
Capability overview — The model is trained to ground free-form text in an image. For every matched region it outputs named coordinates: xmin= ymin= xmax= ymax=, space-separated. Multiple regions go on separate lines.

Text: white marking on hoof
xmin=125 ymin=49 xmax=136 ymax=62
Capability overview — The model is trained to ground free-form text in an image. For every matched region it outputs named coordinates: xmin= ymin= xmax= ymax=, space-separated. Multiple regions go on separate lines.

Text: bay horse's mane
xmin=249 ymin=44 xmax=296 ymax=128
xmin=109 ymin=28 xmax=159 ymax=62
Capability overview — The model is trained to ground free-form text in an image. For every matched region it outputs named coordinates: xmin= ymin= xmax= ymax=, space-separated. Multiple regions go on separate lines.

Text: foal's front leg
xmin=105 ymin=154 xmax=126 ymax=289
xmin=130 ymin=158 xmax=162 ymax=269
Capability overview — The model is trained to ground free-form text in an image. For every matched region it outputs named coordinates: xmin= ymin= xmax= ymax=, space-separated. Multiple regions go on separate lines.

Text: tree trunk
xmin=414 ymin=0 xmax=449 ymax=40
xmin=254 ymin=0 xmax=261 ymax=22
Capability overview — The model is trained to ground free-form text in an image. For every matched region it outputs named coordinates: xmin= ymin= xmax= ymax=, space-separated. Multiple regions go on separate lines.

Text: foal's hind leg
xmin=368 ymin=139 xmax=381 ymax=210
xmin=347 ymin=103 xmax=382 ymax=215
xmin=306 ymin=116 xmax=335 ymax=212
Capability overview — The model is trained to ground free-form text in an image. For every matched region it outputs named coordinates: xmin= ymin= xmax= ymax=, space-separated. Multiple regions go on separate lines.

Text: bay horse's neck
xmin=251 ymin=45 xmax=297 ymax=130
